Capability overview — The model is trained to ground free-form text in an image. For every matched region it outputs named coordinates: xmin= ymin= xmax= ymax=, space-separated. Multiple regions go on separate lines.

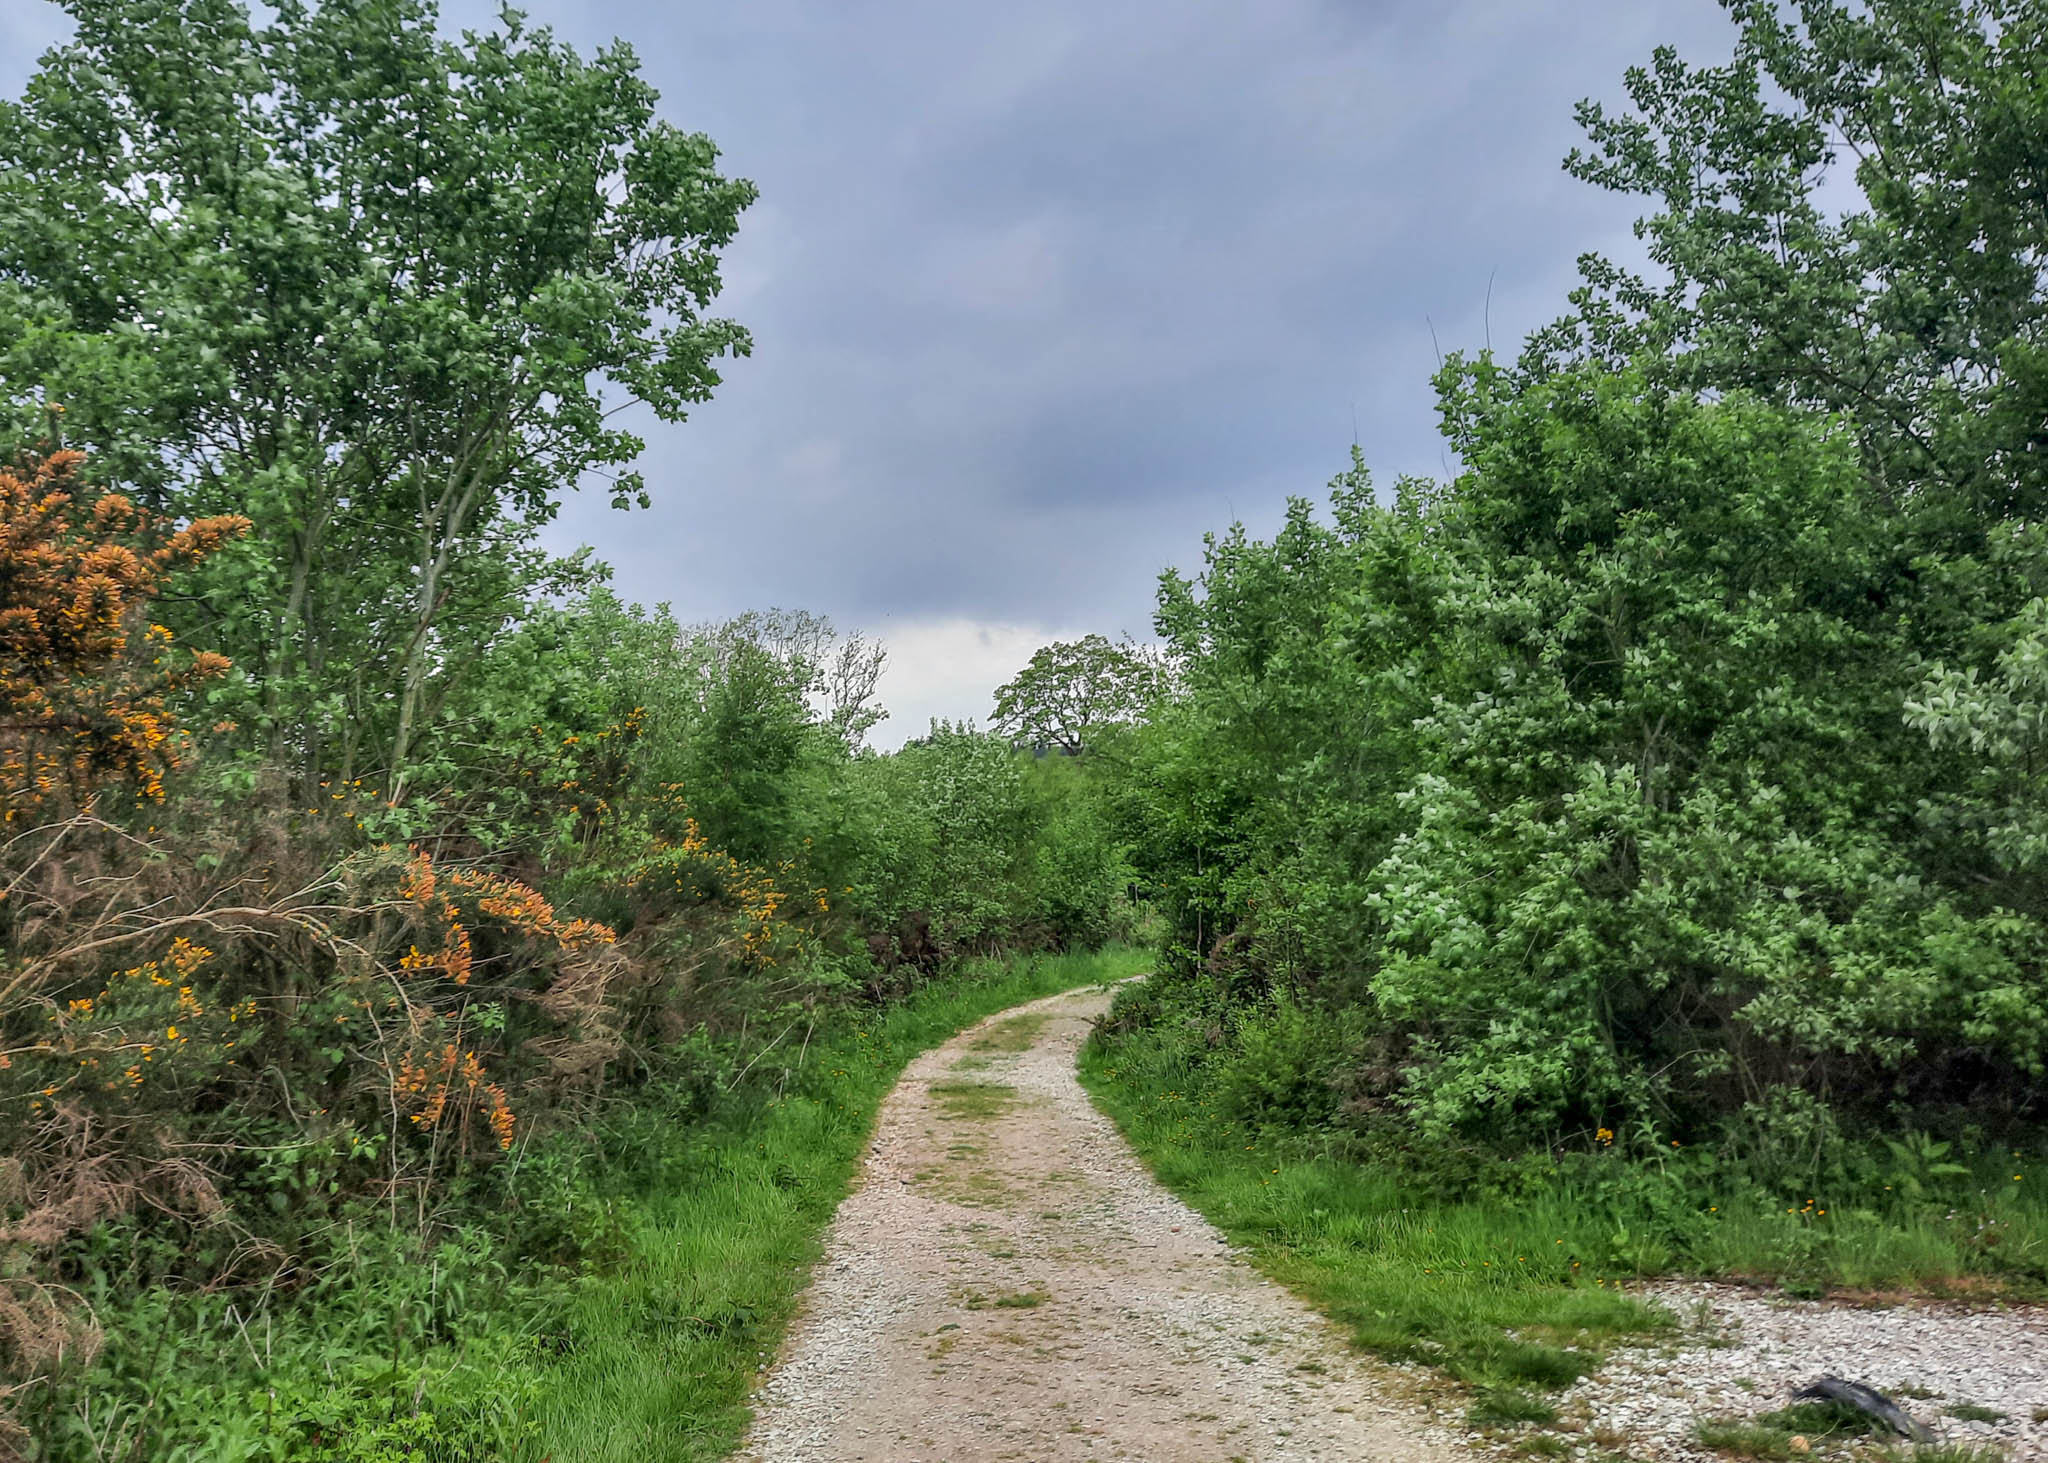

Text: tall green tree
xmin=1541 ymin=0 xmax=2048 ymax=523
xmin=992 ymin=634 xmax=1162 ymax=755
xmin=0 ymin=0 xmax=755 ymax=791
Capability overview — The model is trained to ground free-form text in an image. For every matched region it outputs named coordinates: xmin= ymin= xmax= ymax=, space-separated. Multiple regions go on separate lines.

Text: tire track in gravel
xmin=738 ymin=982 xmax=1466 ymax=1463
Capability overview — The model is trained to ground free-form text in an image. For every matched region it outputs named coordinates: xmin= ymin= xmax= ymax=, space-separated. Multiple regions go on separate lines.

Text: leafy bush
xmin=1128 ymin=369 xmax=2048 ymax=1149
xmin=1210 ymin=994 xmax=1350 ymax=1130
xmin=1104 ymin=0 xmax=2048 ymax=1192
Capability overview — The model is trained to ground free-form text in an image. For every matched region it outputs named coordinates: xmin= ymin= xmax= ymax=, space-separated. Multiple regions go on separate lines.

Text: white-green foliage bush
xmin=1120 ymin=0 xmax=2048 ymax=1155
xmin=1132 ymin=368 xmax=2048 ymax=1144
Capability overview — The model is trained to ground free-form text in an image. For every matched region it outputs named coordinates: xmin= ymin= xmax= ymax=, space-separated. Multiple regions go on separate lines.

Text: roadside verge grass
xmin=1078 ymin=982 xmax=2047 ymax=1453
xmin=526 ymin=945 xmax=1148 ymax=1463
xmin=1076 ymin=1005 xmax=1668 ymax=1406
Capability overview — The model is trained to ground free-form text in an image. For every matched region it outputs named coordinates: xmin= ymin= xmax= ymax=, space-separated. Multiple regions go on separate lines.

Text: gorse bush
xmin=0 ymin=442 xmax=1129 ymax=1452
xmin=0 ymin=448 xmax=247 ymax=813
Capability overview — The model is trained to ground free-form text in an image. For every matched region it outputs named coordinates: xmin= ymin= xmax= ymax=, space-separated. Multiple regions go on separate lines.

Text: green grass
xmin=992 ymin=1288 xmax=1048 ymax=1309
xmin=1759 ymin=1401 xmax=1881 ymax=1437
xmin=523 ymin=944 xmax=1146 ymax=1463
xmin=969 ymin=1010 xmax=1051 ymax=1051
xmin=1689 ymin=1398 xmax=1883 ymax=1454
xmin=1693 ymin=1401 xmax=1998 ymax=1463
xmin=1081 ymin=984 xmax=2048 ymax=1447
xmin=1674 ymin=1187 xmax=2048 ymax=1295
xmin=958 ymin=1286 xmax=1049 ymax=1310
xmin=1469 ymin=1389 xmax=1560 ymax=1425
xmin=1947 ymin=1403 xmax=2008 ymax=1424
xmin=1077 ymin=1018 xmax=1668 ymax=1399
xmin=1693 ymin=1417 xmax=1806 ymax=1459
xmin=930 ymin=1079 xmax=1022 ymax=1120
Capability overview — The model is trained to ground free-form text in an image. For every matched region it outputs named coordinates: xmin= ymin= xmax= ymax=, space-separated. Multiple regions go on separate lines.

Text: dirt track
xmin=738 ymin=982 xmax=1461 ymax=1463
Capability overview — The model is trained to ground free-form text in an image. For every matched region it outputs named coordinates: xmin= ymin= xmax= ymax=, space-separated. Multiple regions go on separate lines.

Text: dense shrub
xmin=1114 ymin=0 xmax=2048 ymax=1174
xmin=1127 ymin=370 xmax=2048 ymax=1152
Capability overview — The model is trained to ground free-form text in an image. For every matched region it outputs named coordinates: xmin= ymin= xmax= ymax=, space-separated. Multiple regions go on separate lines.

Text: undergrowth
xmin=31 ymin=947 xmax=1145 ymax=1462
xmin=1077 ymin=1012 xmax=1667 ymax=1398
xmin=1078 ymin=980 xmax=2048 ymax=1413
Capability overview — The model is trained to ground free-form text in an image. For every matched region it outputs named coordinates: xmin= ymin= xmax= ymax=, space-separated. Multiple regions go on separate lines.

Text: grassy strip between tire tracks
xmin=528 ymin=945 xmax=1150 ymax=1463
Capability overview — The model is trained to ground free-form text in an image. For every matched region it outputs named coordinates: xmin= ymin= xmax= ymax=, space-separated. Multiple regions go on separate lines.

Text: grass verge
xmin=1076 ymin=1002 xmax=1668 ymax=1402
xmin=524 ymin=944 xmax=1147 ymax=1462
xmin=1080 ymin=980 xmax=2045 ymax=1458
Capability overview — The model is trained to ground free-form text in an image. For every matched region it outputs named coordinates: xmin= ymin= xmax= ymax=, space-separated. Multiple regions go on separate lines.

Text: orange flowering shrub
xmin=396 ymin=851 xmax=616 ymax=986
xmin=1 ymin=825 xmax=634 ymax=1315
xmin=541 ymin=703 xmax=645 ymax=847
xmin=0 ymin=449 xmax=249 ymax=816
xmin=377 ymin=848 xmax=621 ymax=1161
xmin=630 ymin=803 xmax=823 ymax=968
xmin=455 ymin=701 xmax=650 ymax=855
xmin=393 ymin=1043 xmax=517 ymax=1151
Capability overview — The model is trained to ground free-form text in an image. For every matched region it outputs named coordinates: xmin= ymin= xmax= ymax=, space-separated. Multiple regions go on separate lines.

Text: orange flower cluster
xmin=634 ymin=813 xmax=812 ymax=963
xmin=393 ymin=1042 xmax=516 ymax=1149
xmin=0 ymin=449 xmax=248 ymax=817
xmin=447 ymin=867 xmax=615 ymax=950
xmin=396 ymin=853 xmax=616 ymax=986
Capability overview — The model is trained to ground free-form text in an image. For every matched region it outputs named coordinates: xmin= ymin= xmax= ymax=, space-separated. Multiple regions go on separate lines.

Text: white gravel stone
xmin=1562 ymin=1281 xmax=2047 ymax=1458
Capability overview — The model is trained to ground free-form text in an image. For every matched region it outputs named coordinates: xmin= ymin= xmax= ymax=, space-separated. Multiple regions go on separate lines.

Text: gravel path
xmin=733 ymin=980 xmax=2048 ymax=1460
xmin=737 ymin=983 xmax=1463 ymax=1463
xmin=1565 ymin=1281 xmax=2048 ymax=1459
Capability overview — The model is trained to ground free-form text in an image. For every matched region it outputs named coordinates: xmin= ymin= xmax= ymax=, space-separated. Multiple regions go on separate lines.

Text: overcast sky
xmin=0 ymin=0 xmax=1736 ymax=745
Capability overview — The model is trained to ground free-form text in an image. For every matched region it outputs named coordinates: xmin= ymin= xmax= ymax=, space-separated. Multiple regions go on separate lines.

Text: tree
xmin=1139 ymin=453 xmax=1453 ymax=978
xmin=677 ymin=635 xmax=815 ymax=865
xmin=992 ymin=635 xmax=1161 ymax=755
xmin=861 ymin=723 xmax=1036 ymax=951
xmin=1370 ymin=367 xmax=1934 ymax=1139
xmin=425 ymin=588 xmax=689 ymax=855
xmin=0 ymin=0 xmax=755 ymax=792
xmin=1540 ymin=0 xmax=2048 ymax=524
xmin=696 ymin=609 xmax=889 ymax=750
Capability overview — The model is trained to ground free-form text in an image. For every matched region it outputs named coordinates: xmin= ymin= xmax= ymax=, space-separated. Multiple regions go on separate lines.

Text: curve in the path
xmin=738 ymin=982 xmax=1467 ymax=1463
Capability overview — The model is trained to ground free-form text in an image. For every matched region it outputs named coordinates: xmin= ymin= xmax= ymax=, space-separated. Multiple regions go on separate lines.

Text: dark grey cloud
xmin=1 ymin=0 xmax=1738 ymax=732
xmin=508 ymin=0 xmax=1738 ymax=633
